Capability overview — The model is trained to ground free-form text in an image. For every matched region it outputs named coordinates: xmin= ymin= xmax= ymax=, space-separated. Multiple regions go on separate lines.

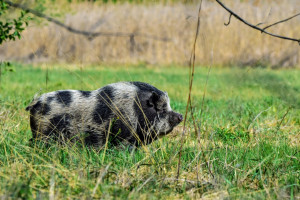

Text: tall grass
xmin=0 ymin=64 xmax=299 ymax=198
xmin=0 ymin=0 xmax=299 ymax=67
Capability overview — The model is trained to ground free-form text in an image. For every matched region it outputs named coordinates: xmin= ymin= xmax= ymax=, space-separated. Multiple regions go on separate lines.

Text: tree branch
xmin=224 ymin=13 xmax=232 ymax=26
xmin=215 ymin=0 xmax=300 ymax=44
xmin=3 ymin=0 xmax=169 ymax=42
xmin=262 ymin=12 xmax=300 ymax=31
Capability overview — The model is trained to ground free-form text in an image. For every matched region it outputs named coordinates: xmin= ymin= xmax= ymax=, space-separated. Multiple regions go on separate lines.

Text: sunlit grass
xmin=0 ymin=63 xmax=299 ymax=199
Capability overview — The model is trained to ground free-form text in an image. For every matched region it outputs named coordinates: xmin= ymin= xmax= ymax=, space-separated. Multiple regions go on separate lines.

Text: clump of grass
xmin=0 ymin=64 xmax=299 ymax=198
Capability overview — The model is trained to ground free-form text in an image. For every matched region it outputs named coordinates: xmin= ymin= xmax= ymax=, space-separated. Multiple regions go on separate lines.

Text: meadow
xmin=0 ymin=63 xmax=299 ymax=199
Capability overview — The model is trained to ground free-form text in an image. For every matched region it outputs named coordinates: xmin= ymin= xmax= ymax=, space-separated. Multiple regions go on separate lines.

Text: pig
xmin=26 ymin=82 xmax=183 ymax=148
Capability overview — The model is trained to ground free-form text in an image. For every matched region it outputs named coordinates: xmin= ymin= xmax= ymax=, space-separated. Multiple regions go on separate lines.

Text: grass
xmin=0 ymin=63 xmax=299 ymax=199
xmin=1 ymin=0 xmax=300 ymax=67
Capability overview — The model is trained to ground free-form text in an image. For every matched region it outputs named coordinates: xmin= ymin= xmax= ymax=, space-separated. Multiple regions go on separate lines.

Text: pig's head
xmin=147 ymin=91 xmax=183 ymax=136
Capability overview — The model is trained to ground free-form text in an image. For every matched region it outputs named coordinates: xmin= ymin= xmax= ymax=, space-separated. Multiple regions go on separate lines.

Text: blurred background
xmin=1 ymin=0 xmax=300 ymax=68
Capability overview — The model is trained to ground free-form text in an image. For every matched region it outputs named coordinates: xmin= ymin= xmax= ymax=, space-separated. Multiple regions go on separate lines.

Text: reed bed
xmin=0 ymin=0 xmax=299 ymax=67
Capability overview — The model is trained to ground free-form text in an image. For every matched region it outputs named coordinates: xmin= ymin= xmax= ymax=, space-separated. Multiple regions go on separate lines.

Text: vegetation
xmin=1 ymin=0 xmax=299 ymax=67
xmin=0 ymin=0 xmax=31 ymax=44
xmin=0 ymin=63 xmax=299 ymax=199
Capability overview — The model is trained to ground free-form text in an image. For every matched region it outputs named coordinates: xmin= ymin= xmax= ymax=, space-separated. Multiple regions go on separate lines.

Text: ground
xmin=0 ymin=63 xmax=299 ymax=199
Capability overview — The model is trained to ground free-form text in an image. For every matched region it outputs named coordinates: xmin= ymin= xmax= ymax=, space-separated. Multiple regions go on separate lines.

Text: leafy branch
xmin=0 ymin=0 xmax=31 ymax=44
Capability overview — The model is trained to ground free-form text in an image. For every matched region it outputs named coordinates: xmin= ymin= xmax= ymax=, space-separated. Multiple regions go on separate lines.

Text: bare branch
xmin=3 ymin=0 xmax=169 ymax=42
xmin=262 ymin=13 xmax=300 ymax=31
xmin=224 ymin=13 xmax=232 ymax=26
xmin=215 ymin=0 xmax=300 ymax=44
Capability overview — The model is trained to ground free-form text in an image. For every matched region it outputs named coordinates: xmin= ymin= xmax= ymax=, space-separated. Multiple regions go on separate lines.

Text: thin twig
xmin=176 ymin=0 xmax=203 ymax=181
xmin=276 ymin=106 xmax=291 ymax=133
xmin=215 ymin=0 xmax=300 ymax=44
xmin=256 ymin=7 xmax=272 ymax=27
xmin=262 ymin=13 xmax=300 ymax=31
xmin=4 ymin=0 xmax=169 ymax=42
xmin=224 ymin=13 xmax=232 ymax=26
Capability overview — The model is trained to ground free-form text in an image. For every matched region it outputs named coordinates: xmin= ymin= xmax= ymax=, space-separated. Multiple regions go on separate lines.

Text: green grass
xmin=0 ymin=63 xmax=299 ymax=199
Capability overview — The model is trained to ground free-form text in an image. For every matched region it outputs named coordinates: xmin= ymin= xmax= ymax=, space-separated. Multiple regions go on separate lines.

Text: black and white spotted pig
xmin=26 ymin=82 xmax=183 ymax=147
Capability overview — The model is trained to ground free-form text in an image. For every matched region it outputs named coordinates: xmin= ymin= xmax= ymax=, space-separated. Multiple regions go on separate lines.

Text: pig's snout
xmin=170 ymin=112 xmax=183 ymax=126
xmin=176 ymin=113 xmax=183 ymax=123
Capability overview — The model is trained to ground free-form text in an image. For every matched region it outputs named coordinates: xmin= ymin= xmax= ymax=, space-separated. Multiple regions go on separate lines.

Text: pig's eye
xmin=157 ymin=108 xmax=167 ymax=113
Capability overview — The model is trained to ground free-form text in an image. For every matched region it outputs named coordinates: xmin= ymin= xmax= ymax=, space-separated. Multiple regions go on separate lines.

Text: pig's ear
xmin=147 ymin=91 xmax=160 ymax=108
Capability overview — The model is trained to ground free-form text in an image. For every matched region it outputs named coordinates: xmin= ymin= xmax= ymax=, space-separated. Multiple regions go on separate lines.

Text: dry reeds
xmin=0 ymin=0 xmax=299 ymax=67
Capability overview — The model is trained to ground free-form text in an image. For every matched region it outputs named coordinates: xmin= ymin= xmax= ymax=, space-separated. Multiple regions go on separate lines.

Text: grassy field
xmin=0 ymin=63 xmax=299 ymax=199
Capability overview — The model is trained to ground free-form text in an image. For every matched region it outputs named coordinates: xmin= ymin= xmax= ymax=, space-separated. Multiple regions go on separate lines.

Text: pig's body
xmin=26 ymin=82 xmax=182 ymax=147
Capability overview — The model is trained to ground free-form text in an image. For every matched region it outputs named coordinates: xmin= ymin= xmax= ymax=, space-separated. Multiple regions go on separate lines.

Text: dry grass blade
xmin=176 ymin=0 xmax=203 ymax=181
xmin=197 ymin=64 xmax=215 ymax=180
xmin=276 ymin=106 xmax=291 ymax=133
xmin=91 ymin=163 xmax=112 ymax=198
xmin=247 ymin=107 xmax=271 ymax=130
xmin=136 ymin=175 xmax=154 ymax=192
xmin=102 ymin=120 xmax=112 ymax=164
xmin=49 ymin=168 xmax=55 ymax=200
xmin=239 ymin=153 xmax=273 ymax=184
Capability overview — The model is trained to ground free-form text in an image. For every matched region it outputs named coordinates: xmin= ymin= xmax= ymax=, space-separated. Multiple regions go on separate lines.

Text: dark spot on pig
xmin=134 ymin=90 xmax=158 ymax=145
xmin=30 ymin=115 xmax=38 ymax=138
xmin=30 ymin=101 xmax=41 ymax=115
xmin=40 ymin=104 xmax=51 ymax=115
xmin=109 ymin=115 xmax=133 ymax=145
xmin=93 ymin=86 xmax=114 ymax=124
xmin=31 ymin=101 xmax=51 ymax=115
xmin=56 ymin=91 xmax=72 ymax=106
xmin=84 ymin=130 xmax=101 ymax=146
xmin=79 ymin=90 xmax=91 ymax=98
xmin=131 ymin=82 xmax=164 ymax=96
xmin=46 ymin=114 xmax=71 ymax=138
xmin=47 ymin=96 xmax=55 ymax=104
